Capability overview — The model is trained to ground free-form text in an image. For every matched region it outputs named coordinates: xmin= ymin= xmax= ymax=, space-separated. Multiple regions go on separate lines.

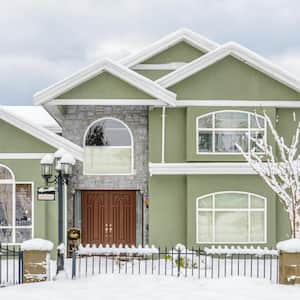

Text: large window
xmin=84 ymin=118 xmax=134 ymax=175
xmin=0 ymin=165 xmax=33 ymax=244
xmin=197 ymin=111 xmax=266 ymax=154
xmin=196 ymin=191 xmax=266 ymax=244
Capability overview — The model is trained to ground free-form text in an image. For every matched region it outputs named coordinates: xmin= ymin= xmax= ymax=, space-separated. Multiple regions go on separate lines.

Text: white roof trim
xmin=120 ymin=28 xmax=219 ymax=67
xmin=49 ymin=99 xmax=166 ymax=106
xmin=0 ymin=107 xmax=83 ymax=161
xmin=157 ymin=42 xmax=300 ymax=93
xmin=132 ymin=63 xmax=186 ymax=70
xmin=149 ymin=162 xmax=256 ymax=175
xmin=33 ymin=58 xmax=176 ymax=106
xmin=175 ymin=100 xmax=300 ymax=107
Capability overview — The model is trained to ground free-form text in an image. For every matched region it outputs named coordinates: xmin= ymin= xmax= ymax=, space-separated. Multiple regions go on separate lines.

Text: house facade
xmin=1 ymin=29 xmax=299 ymax=250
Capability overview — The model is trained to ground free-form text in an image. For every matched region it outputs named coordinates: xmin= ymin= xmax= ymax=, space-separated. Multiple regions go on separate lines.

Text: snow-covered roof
xmin=2 ymin=106 xmax=61 ymax=133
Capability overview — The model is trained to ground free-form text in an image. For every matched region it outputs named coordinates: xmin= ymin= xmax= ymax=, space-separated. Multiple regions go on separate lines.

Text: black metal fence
xmin=0 ymin=243 xmax=23 ymax=287
xmin=71 ymin=247 xmax=279 ymax=283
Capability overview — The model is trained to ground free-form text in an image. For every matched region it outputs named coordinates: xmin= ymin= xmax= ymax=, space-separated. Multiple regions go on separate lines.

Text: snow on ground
xmin=1 ymin=274 xmax=300 ymax=300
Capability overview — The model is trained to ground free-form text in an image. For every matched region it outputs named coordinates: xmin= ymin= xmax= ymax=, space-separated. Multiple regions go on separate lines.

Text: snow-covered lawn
xmin=1 ymin=274 xmax=299 ymax=300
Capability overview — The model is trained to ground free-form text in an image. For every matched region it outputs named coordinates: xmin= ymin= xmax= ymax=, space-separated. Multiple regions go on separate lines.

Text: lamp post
xmin=40 ymin=149 xmax=75 ymax=273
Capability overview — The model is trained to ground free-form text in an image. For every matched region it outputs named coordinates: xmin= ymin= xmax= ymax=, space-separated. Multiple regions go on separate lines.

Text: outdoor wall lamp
xmin=40 ymin=149 xmax=76 ymax=274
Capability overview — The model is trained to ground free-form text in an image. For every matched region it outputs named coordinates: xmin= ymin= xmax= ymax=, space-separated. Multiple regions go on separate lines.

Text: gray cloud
xmin=0 ymin=0 xmax=300 ymax=105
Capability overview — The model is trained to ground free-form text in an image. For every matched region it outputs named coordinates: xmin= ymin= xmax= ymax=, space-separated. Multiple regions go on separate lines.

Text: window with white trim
xmin=0 ymin=165 xmax=33 ymax=244
xmin=84 ymin=118 xmax=134 ymax=175
xmin=197 ymin=111 xmax=266 ymax=154
xmin=196 ymin=191 xmax=266 ymax=244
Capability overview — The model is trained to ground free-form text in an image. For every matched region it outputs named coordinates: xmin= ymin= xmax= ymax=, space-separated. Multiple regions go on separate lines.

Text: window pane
xmin=215 ymin=112 xmax=248 ymax=128
xmin=197 ymin=211 xmax=213 ymax=242
xmin=16 ymin=184 xmax=32 ymax=226
xmin=198 ymin=196 xmax=213 ymax=208
xmin=215 ymin=131 xmax=248 ymax=153
xmin=0 ymin=228 xmax=12 ymax=243
xmin=198 ymin=131 xmax=213 ymax=152
xmin=250 ymin=131 xmax=264 ymax=152
xmin=250 ymin=115 xmax=265 ymax=128
xmin=198 ymin=115 xmax=212 ymax=128
xmin=0 ymin=166 xmax=12 ymax=180
xmin=85 ymin=147 xmax=132 ymax=174
xmin=250 ymin=212 xmax=265 ymax=242
xmin=0 ymin=184 xmax=13 ymax=226
xmin=251 ymin=195 xmax=265 ymax=208
xmin=215 ymin=211 xmax=248 ymax=243
xmin=215 ymin=193 xmax=248 ymax=209
xmin=85 ymin=119 xmax=131 ymax=146
xmin=16 ymin=228 xmax=32 ymax=243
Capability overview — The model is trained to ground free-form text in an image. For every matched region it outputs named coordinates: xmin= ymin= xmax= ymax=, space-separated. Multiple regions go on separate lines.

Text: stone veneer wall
xmin=61 ymin=105 xmax=149 ymax=242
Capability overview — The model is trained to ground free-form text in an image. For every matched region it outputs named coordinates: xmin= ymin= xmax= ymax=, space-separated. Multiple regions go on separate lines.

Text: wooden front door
xmin=81 ymin=190 xmax=136 ymax=246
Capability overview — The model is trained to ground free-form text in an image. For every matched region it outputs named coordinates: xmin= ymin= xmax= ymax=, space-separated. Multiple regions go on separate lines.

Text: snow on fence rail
xmin=78 ymin=244 xmax=159 ymax=256
xmin=204 ymin=246 xmax=279 ymax=256
xmin=72 ymin=244 xmax=279 ymax=283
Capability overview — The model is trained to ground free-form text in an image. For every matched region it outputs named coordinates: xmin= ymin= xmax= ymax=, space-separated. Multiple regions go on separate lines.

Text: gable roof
xmin=120 ymin=28 xmax=219 ymax=68
xmin=33 ymin=58 xmax=176 ymax=106
xmin=2 ymin=106 xmax=61 ymax=133
xmin=0 ymin=106 xmax=83 ymax=161
xmin=157 ymin=42 xmax=300 ymax=93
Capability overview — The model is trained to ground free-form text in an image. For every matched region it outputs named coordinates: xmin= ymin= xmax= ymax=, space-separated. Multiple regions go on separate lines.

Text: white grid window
xmin=196 ymin=111 xmax=266 ymax=154
xmin=0 ymin=165 xmax=33 ymax=244
xmin=196 ymin=191 xmax=267 ymax=244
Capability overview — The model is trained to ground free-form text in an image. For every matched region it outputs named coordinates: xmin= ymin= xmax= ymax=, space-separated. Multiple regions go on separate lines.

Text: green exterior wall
xmin=0 ymin=120 xmax=56 ymax=153
xmin=169 ymin=56 xmax=300 ymax=100
xmin=135 ymin=69 xmax=172 ymax=80
xmin=58 ymin=71 xmax=155 ymax=99
xmin=149 ymin=175 xmax=186 ymax=247
xmin=142 ymin=41 xmax=205 ymax=64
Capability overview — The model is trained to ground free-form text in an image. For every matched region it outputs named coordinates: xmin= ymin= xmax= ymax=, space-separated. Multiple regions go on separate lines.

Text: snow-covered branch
xmin=237 ymin=112 xmax=300 ymax=239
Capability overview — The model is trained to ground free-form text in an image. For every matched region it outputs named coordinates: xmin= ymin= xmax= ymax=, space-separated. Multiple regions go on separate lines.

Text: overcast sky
xmin=1 ymin=0 xmax=300 ymax=105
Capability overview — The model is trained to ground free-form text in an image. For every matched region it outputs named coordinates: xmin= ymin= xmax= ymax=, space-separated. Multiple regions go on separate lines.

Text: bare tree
xmin=237 ymin=113 xmax=300 ymax=239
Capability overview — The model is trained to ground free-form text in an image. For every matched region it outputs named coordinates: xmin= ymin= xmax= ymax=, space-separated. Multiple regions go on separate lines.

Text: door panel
xmin=81 ymin=190 xmax=136 ymax=246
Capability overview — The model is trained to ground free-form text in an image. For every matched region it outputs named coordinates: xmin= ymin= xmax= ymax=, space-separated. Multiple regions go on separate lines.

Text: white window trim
xmin=83 ymin=117 xmax=135 ymax=176
xmin=196 ymin=191 xmax=267 ymax=244
xmin=0 ymin=164 xmax=34 ymax=245
xmin=196 ymin=110 xmax=267 ymax=155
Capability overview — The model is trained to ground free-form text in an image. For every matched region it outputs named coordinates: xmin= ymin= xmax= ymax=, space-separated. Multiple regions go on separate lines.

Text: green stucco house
xmin=1 ymin=29 xmax=299 ymax=250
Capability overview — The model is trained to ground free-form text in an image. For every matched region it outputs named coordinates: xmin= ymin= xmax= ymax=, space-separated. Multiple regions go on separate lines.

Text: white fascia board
xmin=0 ymin=107 xmax=83 ymax=161
xmin=175 ymin=100 xmax=300 ymax=107
xmin=34 ymin=58 xmax=176 ymax=106
xmin=149 ymin=163 xmax=256 ymax=175
xmin=157 ymin=42 xmax=300 ymax=94
xmin=132 ymin=63 xmax=187 ymax=70
xmin=120 ymin=28 xmax=219 ymax=68
xmin=0 ymin=153 xmax=53 ymax=159
xmin=49 ymin=99 xmax=166 ymax=106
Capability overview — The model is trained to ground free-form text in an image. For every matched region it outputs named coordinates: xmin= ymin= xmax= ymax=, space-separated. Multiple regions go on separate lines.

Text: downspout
xmin=161 ymin=106 xmax=166 ymax=163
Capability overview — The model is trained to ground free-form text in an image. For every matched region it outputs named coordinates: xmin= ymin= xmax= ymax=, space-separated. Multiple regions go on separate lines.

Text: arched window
xmin=0 ymin=165 xmax=33 ymax=244
xmin=196 ymin=111 xmax=266 ymax=154
xmin=84 ymin=118 xmax=134 ymax=175
xmin=196 ymin=191 xmax=266 ymax=244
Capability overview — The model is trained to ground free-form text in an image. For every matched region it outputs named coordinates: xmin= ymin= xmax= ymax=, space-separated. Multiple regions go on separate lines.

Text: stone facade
xmin=60 ymin=105 xmax=149 ymax=241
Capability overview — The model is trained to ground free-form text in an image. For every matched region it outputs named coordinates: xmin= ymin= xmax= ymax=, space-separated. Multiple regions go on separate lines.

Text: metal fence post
xmin=72 ymin=251 xmax=77 ymax=279
xmin=18 ymin=251 xmax=23 ymax=284
xmin=177 ymin=250 xmax=181 ymax=277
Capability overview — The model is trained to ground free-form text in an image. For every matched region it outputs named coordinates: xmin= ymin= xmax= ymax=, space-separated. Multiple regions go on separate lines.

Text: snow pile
xmin=204 ymin=246 xmax=278 ymax=256
xmin=21 ymin=239 xmax=54 ymax=252
xmin=41 ymin=154 xmax=54 ymax=164
xmin=277 ymin=239 xmax=300 ymax=253
xmin=78 ymin=244 xmax=158 ymax=256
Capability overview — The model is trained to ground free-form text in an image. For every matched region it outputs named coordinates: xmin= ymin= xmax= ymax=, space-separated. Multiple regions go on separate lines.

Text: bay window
xmin=196 ymin=191 xmax=266 ymax=244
